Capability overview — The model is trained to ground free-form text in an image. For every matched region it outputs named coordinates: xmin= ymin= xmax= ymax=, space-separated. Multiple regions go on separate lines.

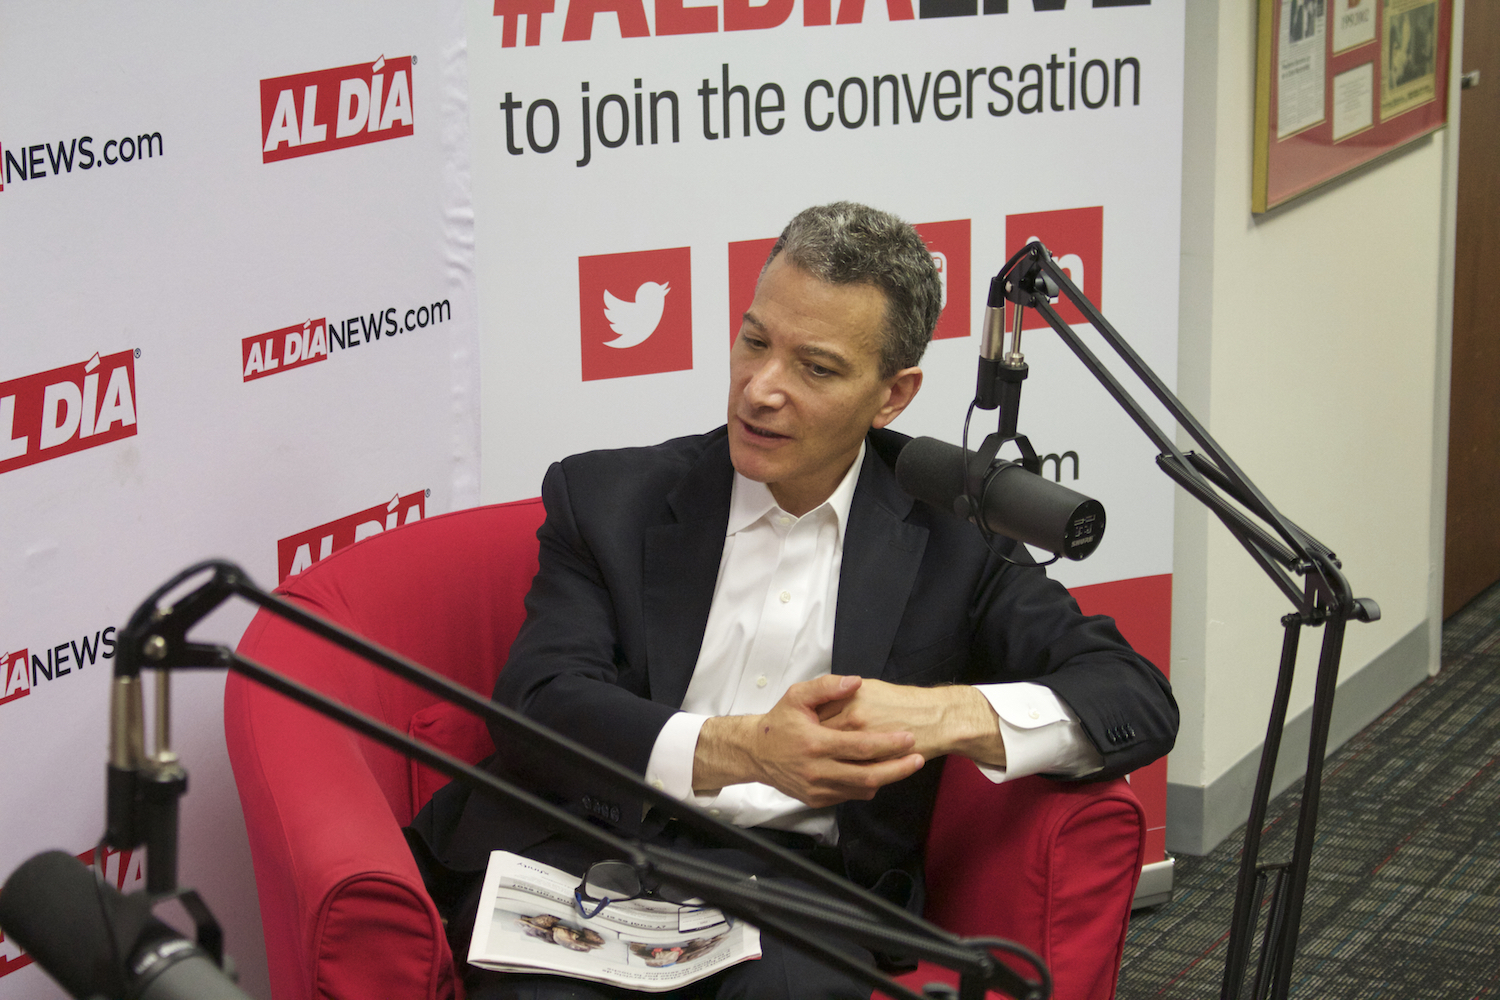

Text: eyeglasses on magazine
xmin=572 ymin=860 xmax=706 ymax=919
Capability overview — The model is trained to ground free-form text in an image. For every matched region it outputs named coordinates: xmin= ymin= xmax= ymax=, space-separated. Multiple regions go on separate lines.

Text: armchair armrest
xmin=226 ymin=618 xmax=459 ymax=1000
xmin=890 ymin=761 xmax=1146 ymax=1000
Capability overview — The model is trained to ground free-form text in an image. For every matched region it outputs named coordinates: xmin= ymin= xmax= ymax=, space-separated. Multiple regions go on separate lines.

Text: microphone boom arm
xmin=995 ymin=242 xmax=1378 ymax=1000
xmin=107 ymin=559 xmax=1048 ymax=1000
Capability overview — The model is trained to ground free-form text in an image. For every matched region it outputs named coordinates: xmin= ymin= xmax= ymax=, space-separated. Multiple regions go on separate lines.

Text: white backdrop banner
xmin=468 ymin=0 xmax=1185 ymax=594
xmin=3 ymin=1 xmax=1181 ymax=995
xmin=0 ymin=3 xmax=479 ymax=996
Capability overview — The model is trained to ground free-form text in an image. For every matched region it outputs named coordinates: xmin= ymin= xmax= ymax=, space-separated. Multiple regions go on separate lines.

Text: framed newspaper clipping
xmin=1252 ymin=0 xmax=1453 ymax=213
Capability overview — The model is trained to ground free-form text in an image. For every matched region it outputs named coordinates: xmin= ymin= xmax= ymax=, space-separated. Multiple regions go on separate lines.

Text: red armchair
xmin=225 ymin=498 xmax=1145 ymax=1000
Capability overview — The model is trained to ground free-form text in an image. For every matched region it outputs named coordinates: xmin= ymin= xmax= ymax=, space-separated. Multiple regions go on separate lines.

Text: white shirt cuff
xmin=644 ymin=711 xmax=709 ymax=801
xmin=973 ymin=682 xmax=1104 ymax=783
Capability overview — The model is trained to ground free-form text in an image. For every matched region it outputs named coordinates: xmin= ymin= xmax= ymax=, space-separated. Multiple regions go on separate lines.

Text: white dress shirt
xmin=644 ymin=443 xmax=1102 ymax=843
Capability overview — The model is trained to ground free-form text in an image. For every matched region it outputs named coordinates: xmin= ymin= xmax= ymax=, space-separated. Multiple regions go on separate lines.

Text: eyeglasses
xmin=573 ymin=860 xmax=700 ymax=919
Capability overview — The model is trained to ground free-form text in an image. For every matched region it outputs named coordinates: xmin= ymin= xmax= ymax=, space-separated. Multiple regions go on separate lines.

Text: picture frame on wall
xmin=1252 ymin=0 xmax=1453 ymax=213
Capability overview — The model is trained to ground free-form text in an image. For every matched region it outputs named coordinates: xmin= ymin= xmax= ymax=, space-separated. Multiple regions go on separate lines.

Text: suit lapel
xmin=832 ymin=440 xmax=929 ymax=679
xmin=643 ymin=433 xmax=733 ymax=709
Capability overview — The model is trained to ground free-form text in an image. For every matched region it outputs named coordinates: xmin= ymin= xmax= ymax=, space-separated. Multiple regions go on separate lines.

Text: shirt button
xmin=756 ymin=675 xmax=768 ymax=688
xmin=651 ymin=779 xmax=664 ymax=790
xmin=779 ymin=591 xmax=791 ymax=603
xmin=777 ymin=515 xmax=792 ymax=526
xmin=709 ymin=808 xmax=722 ymax=817
xmin=1028 ymin=708 xmax=1041 ymax=720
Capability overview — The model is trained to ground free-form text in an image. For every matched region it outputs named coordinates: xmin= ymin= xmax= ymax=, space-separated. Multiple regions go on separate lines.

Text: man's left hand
xmin=815 ymin=677 xmax=1006 ymax=768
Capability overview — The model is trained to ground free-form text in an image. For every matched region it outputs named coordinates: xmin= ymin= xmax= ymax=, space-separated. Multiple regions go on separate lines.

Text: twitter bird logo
xmin=602 ymin=281 xmax=670 ymax=349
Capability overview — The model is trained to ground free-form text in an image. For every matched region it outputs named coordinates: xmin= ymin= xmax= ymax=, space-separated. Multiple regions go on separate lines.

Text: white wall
xmin=1168 ymin=0 xmax=1460 ymax=852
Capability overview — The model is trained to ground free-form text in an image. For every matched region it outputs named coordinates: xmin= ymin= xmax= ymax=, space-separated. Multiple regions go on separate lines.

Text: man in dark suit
xmin=409 ymin=202 xmax=1177 ymax=999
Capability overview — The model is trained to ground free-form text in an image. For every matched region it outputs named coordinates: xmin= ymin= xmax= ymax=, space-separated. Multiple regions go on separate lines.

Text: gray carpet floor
xmin=1117 ymin=582 xmax=1500 ymax=999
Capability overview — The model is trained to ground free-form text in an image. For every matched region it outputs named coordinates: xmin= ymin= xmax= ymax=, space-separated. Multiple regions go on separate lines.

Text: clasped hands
xmin=693 ymin=674 xmax=1005 ymax=809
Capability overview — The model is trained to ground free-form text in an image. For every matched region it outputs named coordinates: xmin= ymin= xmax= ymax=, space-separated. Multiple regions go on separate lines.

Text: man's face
xmin=727 ymin=255 xmax=921 ymax=516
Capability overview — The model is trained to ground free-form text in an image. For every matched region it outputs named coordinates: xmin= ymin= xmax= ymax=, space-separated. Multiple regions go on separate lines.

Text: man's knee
xmin=711 ymin=933 xmax=873 ymax=1000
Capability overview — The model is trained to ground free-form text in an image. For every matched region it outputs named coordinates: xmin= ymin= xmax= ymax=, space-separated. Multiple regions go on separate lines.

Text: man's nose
xmin=742 ymin=358 xmax=788 ymax=408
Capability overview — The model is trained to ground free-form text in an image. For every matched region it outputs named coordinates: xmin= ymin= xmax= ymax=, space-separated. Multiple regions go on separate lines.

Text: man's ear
xmin=872 ymin=367 xmax=923 ymax=429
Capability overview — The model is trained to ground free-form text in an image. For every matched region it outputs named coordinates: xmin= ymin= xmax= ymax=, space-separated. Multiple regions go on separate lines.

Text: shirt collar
xmin=727 ymin=441 xmax=867 ymax=538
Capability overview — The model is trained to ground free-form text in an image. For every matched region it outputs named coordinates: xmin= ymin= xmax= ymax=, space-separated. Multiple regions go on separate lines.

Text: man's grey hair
xmin=763 ymin=202 xmax=943 ymax=379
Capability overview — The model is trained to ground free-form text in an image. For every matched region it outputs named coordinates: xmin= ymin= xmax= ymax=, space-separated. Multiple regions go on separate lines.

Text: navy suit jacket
xmin=410 ymin=426 xmax=1176 ymax=902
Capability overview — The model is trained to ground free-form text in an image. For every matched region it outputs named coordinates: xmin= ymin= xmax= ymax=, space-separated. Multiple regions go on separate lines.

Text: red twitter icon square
xmin=579 ymin=247 xmax=694 ymax=382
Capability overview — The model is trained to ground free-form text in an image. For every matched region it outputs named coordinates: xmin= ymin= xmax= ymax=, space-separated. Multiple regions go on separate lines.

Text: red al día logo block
xmin=1005 ymin=206 xmax=1103 ymax=333
xmin=0 ymin=844 xmax=145 ymax=980
xmin=725 ymin=219 xmax=969 ymax=342
xmin=578 ymin=247 xmax=693 ymax=381
xmin=277 ymin=490 xmax=426 ymax=582
xmin=1 ymin=649 xmax=29 ymax=707
xmin=261 ymin=55 xmax=414 ymax=164
xmin=1 ymin=350 xmax=138 ymax=477
xmin=242 ymin=319 xmax=330 ymax=381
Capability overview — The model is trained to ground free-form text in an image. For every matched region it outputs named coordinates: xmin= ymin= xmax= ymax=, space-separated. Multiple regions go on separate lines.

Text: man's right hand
xmin=691 ymin=674 xmax=925 ymax=808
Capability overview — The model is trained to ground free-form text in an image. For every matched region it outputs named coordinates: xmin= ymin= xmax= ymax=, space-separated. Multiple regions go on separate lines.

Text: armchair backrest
xmin=227 ymin=500 xmax=545 ymax=1000
xmin=233 ymin=498 xmax=544 ymax=824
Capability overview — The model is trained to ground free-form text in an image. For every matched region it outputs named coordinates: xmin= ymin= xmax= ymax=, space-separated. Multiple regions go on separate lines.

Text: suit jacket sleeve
xmin=964 ymin=541 xmax=1177 ymax=781
xmin=487 ymin=455 xmax=687 ymax=835
xmin=843 ymin=429 xmax=1177 ymax=784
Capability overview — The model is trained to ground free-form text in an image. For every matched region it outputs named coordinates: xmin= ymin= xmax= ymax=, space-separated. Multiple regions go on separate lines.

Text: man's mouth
xmin=739 ymin=418 xmax=790 ymax=441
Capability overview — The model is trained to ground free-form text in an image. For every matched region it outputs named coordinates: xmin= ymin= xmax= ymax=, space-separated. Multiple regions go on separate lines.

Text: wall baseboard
xmin=1133 ymin=857 xmax=1175 ymax=909
xmin=1165 ymin=622 xmax=1430 ymax=856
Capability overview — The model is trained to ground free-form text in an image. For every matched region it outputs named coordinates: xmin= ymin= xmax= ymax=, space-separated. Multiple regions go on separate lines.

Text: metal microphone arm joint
xmin=1001 ymin=243 xmax=1060 ymax=308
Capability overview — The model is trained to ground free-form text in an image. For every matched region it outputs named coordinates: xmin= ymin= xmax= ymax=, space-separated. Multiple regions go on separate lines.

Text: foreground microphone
xmin=0 ymin=851 xmax=252 ymax=1000
xmin=896 ymin=436 xmax=1105 ymax=560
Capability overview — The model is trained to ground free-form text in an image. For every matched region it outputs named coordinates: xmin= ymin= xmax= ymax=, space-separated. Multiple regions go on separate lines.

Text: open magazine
xmin=468 ymin=851 xmax=762 ymax=993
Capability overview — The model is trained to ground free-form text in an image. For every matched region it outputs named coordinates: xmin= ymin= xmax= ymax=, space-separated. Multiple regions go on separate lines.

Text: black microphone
xmin=895 ymin=436 xmax=1105 ymax=560
xmin=0 ymin=850 xmax=252 ymax=1000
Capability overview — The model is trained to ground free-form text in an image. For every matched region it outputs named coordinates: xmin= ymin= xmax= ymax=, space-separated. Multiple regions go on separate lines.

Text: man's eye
xmin=808 ymin=363 xmax=834 ymax=377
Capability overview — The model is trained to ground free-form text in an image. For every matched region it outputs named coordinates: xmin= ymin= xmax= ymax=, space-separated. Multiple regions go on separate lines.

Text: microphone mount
xmin=965 ymin=251 xmax=1065 ymax=560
